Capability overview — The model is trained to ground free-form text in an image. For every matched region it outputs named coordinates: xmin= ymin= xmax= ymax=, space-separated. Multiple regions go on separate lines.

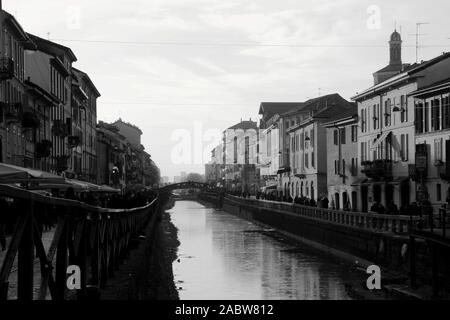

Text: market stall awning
xmin=0 ymin=162 xmax=65 ymax=183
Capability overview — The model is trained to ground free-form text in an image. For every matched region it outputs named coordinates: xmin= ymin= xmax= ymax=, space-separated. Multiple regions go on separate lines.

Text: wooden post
xmin=55 ymin=216 xmax=69 ymax=300
xmin=409 ymin=235 xmax=417 ymax=289
xmin=91 ymin=220 xmax=100 ymax=286
xmin=17 ymin=201 xmax=34 ymax=301
xmin=431 ymin=242 xmax=439 ymax=299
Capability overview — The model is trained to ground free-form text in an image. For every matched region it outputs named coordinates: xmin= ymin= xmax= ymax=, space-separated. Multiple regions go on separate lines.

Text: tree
xmin=185 ymin=172 xmax=204 ymax=183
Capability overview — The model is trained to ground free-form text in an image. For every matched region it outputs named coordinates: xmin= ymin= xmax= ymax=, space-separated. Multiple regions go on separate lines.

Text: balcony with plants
xmin=51 ymin=120 xmax=69 ymax=138
xmin=0 ymin=57 xmax=14 ymax=80
xmin=36 ymin=140 xmax=52 ymax=158
xmin=21 ymin=111 xmax=41 ymax=129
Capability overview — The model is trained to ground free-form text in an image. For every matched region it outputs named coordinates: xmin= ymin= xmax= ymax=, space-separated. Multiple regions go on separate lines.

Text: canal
xmin=169 ymin=200 xmax=395 ymax=300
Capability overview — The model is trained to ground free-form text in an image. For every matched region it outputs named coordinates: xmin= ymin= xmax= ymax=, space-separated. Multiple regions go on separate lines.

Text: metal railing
xmin=213 ymin=194 xmax=420 ymax=235
xmin=0 ymin=184 xmax=159 ymax=300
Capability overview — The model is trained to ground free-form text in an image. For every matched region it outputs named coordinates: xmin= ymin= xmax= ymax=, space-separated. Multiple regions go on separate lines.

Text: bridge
xmin=158 ymin=181 xmax=210 ymax=193
xmin=0 ymin=184 xmax=160 ymax=300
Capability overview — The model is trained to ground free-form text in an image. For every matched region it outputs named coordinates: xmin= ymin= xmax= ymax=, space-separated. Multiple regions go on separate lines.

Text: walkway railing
xmin=0 ymin=184 xmax=159 ymax=300
xmin=204 ymin=193 xmax=420 ymax=235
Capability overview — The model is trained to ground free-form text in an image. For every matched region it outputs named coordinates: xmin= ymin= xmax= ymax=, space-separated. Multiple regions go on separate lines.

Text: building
xmin=25 ymin=33 xmax=77 ymax=175
xmin=71 ymin=68 xmax=100 ymax=182
xmin=286 ymin=95 xmax=355 ymax=201
xmin=323 ymin=109 xmax=359 ymax=210
xmin=96 ymin=121 xmax=127 ymax=188
xmin=222 ymin=119 xmax=259 ymax=194
xmin=411 ymin=78 xmax=450 ymax=209
xmin=258 ymin=103 xmax=300 ymax=193
xmin=352 ymin=30 xmax=450 ymax=212
xmin=0 ymin=10 xmax=36 ymax=166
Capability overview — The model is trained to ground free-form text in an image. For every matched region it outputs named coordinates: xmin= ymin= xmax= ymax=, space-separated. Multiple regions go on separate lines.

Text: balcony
xmin=0 ymin=57 xmax=14 ymax=80
xmin=361 ymin=160 xmax=393 ymax=180
xmin=52 ymin=120 xmax=69 ymax=138
xmin=68 ymin=135 xmax=81 ymax=148
xmin=3 ymin=103 xmax=22 ymax=123
xmin=21 ymin=111 xmax=41 ymax=129
xmin=36 ymin=140 xmax=52 ymax=158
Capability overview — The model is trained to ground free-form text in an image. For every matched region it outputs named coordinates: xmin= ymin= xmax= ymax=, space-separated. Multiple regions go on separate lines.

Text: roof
xmin=258 ymin=102 xmax=301 ymax=117
xmin=1 ymin=11 xmax=36 ymax=49
xmin=72 ymin=67 xmax=101 ymax=97
xmin=281 ymin=93 xmax=348 ymax=116
xmin=113 ymin=119 xmax=143 ymax=135
xmin=227 ymin=120 xmax=258 ymax=130
xmin=353 ymin=52 xmax=450 ymax=101
xmin=322 ymin=107 xmax=358 ymax=127
xmin=312 ymin=100 xmax=356 ymax=121
xmin=27 ymin=33 xmax=77 ymax=62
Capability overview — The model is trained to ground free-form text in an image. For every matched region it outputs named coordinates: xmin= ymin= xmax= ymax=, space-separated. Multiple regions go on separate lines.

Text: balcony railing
xmin=68 ymin=135 xmax=81 ymax=148
xmin=361 ymin=160 xmax=393 ymax=180
xmin=21 ymin=111 xmax=41 ymax=129
xmin=0 ymin=57 xmax=14 ymax=80
xmin=3 ymin=103 xmax=22 ymax=123
xmin=205 ymin=194 xmax=421 ymax=235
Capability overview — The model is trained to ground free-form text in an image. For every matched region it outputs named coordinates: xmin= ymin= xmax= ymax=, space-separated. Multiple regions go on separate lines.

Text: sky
xmin=4 ymin=0 xmax=450 ymax=180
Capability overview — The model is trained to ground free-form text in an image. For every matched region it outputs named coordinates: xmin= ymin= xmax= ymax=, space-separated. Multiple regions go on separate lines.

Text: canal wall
xmin=100 ymin=196 xmax=179 ymax=300
xmin=198 ymin=193 xmax=450 ymax=291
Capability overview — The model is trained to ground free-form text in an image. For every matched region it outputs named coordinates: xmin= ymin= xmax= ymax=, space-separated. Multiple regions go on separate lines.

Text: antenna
xmin=409 ymin=22 xmax=430 ymax=63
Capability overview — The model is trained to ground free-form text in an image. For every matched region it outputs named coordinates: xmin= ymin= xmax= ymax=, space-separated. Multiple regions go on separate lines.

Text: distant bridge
xmin=158 ymin=181 xmax=209 ymax=193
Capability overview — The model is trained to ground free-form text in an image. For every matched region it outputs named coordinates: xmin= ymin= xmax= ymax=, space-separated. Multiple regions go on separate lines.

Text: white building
xmin=352 ymin=30 xmax=450 ymax=212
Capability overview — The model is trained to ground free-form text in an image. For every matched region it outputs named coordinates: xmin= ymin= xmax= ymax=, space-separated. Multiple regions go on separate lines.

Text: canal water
xmin=169 ymin=200 xmax=384 ymax=300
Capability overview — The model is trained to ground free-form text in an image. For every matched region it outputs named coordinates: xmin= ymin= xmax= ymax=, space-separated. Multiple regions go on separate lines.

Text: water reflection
xmin=170 ymin=201 xmax=357 ymax=300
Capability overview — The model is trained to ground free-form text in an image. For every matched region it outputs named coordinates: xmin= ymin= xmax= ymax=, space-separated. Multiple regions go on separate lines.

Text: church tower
xmin=373 ymin=30 xmax=405 ymax=85
xmin=389 ymin=30 xmax=402 ymax=66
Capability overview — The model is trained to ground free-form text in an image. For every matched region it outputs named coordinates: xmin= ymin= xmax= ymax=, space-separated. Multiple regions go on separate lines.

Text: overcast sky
xmin=4 ymin=0 xmax=450 ymax=180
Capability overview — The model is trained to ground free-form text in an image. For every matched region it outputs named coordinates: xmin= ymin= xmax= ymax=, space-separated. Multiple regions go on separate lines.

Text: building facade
xmin=323 ymin=111 xmax=359 ymax=210
xmin=352 ymin=30 xmax=450 ymax=213
xmin=286 ymin=96 xmax=355 ymax=201
xmin=0 ymin=11 xmax=35 ymax=166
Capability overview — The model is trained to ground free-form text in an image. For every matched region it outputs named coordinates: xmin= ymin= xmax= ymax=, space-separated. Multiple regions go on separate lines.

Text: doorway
xmin=361 ymin=186 xmax=368 ymax=213
xmin=352 ymin=191 xmax=358 ymax=212
xmin=401 ymin=183 xmax=410 ymax=209
xmin=335 ymin=193 xmax=340 ymax=210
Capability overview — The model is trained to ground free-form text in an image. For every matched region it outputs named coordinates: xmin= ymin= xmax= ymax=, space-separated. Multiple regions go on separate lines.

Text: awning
xmin=351 ymin=178 xmax=369 ymax=186
xmin=277 ymin=167 xmax=291 ymax=174
xmin=387 ymin=177 xmax=410 ymax=185
xmin=0 ymin=162 xmax=65 ymax=183
xmin=371 ymin=131 xmax=392 ymax=150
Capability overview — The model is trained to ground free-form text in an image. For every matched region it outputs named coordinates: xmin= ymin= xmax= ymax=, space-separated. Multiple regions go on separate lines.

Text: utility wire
xmin=50 ymin=38 xmax=450 ymax=48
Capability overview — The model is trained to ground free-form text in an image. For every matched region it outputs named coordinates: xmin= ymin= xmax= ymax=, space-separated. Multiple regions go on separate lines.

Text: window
xmin=305 ymin=153 xmax=309 ymax=168
xmin=435 ymin=138 xmax=443 ymax=161
xmin=311 ymin=152 xmax=315 ymax=168
xmin=310 ymin=129 xmax=315 ymax=147
xmin=400 ymin=134 xmax=409 ymax=161
xmin=443 ymin=95 xmax=450 ymax=130
xmin=233 ymin=136 xmax=238 ymax=164
xmin=424 ymin=102 xmax=430 ymax=133
xmin=400 ymin=95 xmax=408 ymax=123
xmin=334 ymin=130 xmax=338 ymax=145
xmin=431 ymin=99 xmax=441 ymax=132
xmin=335 ymin=160 xmax=338 ymax=175
xmin=342 ymin=159 xmax=345 ymax=177
xmin=384 ymin=99 xmax=392 ymax=127
xmin=340 ymin=128 xmax=346 ymax=145
xmin=351 ymin=158 xmax=358 ymax=176
xmin=415 ymin=102 xmax=424 ymax=134
xmin=351 ymin=125 xmax=358 ymax=142
xmin=361 ymin=109 xmax=366 ymax=133
xmin=245 ymin=136 xmax=250 ymax=165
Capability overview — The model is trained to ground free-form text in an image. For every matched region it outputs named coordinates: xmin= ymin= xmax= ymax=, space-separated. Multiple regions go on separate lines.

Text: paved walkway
xmin=0 ymin=228 xmax=55 ymax=300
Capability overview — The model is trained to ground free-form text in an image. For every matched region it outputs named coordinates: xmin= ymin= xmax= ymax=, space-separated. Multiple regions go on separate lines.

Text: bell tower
xmin=389 ymin=30 xmax=402 ymax=66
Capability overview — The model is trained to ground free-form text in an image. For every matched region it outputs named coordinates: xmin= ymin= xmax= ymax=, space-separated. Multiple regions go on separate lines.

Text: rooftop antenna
xmin=47 ymin=32 xmax=51 ymax=40
xmin=318 ymin=88 xmax=321 ymax=97
xmin=409 ymin=22 xmax=430 ymax=63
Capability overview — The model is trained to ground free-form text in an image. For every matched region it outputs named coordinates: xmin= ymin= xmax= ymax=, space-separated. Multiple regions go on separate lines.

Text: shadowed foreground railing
xmin=0 ymin=184 xmax=159 ymax=300
xmin=202 ymin=193 xmax=421 ymax=235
